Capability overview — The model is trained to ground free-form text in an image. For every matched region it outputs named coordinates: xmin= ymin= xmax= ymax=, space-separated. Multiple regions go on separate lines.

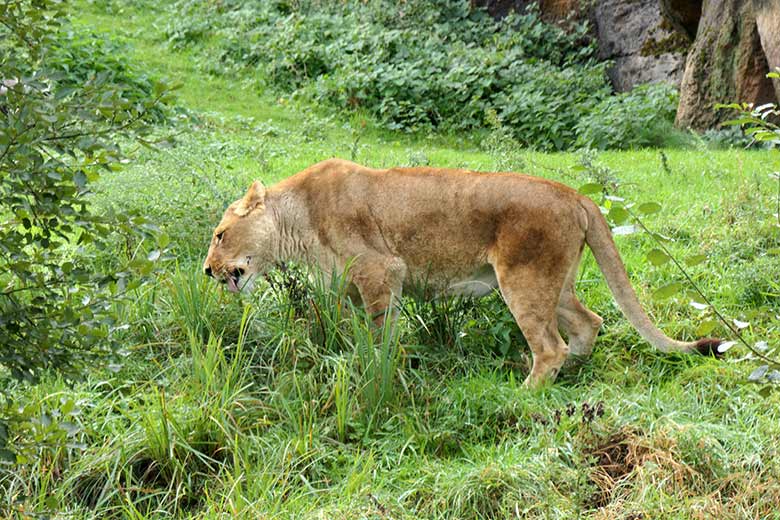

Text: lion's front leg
xmin=349 ymin=254 xmax=407 ymax=328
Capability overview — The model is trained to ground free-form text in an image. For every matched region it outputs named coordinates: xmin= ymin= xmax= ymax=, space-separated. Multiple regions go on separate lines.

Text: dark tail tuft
xmin=694 ymin=338 xmax=723 ymax=357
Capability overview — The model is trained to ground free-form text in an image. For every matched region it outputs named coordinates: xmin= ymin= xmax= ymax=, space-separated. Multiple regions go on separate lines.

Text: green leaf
xmin=754 ymin=131 xmax=780 ymax=142
xmin=637 ymin=202 xmax=662 ymax=215
xmin=0 ymin=449 xmax=15 ymax=463
xmin=578 ymin=183 xmax=603 ymax=195
xmin=647 ymin=248 xmax=670 ymax=266
xmin=722 ymin=117 xmax=763 ymax=126
xmin=74 ymin=170 xmax=87 ymax=189
xmin=54 ymin=86 xmax=76 ymax=100
xmin=684 ymin=254 xmax=707 ymax=266
xmin=61 ymin=399 xmax=75 ymax=416
xmin=714 ymin=103 xmax=744 ymax=110
xmin=744 ymin=126 xmax=767 ymax=135
xmin=607 ymin=206 xmax=630 ymax=225
xmin=152 ymin=80 xmax=168 ymax=96
xmin=653 ymin=282 xmax=683 ymax=300
xmin=696 ymin=320 xmax=718 ymax=336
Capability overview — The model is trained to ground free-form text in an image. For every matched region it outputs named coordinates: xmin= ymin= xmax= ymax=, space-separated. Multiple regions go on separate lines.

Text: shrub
xmin=699 ymin=127 xmax=754 ymax=149
xmin=717 ymin=75 xmax=780 ymax=149
xmin=47 ymin=28 xmax=167 ymax=121
xmin=496 ymin=62 xmax=612 ymax=150
xmin=575 ymin=82 xmax=680 ymax=150
xmin=0 ymin=0 xmax=175 ymax=381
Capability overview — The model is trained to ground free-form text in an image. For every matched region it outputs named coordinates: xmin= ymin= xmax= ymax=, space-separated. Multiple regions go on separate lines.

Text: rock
xmin=594 ymin=0 xmax=691 ymax=92
xmin=538 ymin=0 xmax=581 ymax=19
xmin=754 ymin=0 xmax=780 ymax=100
xmin=676 ymin=0 xmax=776 ymax=130
xmin=662 ymin=0 xmax=702 ymax=39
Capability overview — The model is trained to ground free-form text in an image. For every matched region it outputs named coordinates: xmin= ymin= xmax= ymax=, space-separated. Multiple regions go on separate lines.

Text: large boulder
xmin=675 ymin=0 xmax=776 ymax=129
xmin=594 ymin=0 xmax=691 ymax=92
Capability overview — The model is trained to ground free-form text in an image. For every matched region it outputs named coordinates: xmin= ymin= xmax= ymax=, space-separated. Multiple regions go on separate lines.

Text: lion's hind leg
xmin=557 ymin=258 xmax=603 ymax=358
xmin=492 ymin=262 xmax=571 ymax=388
xmin=489 ymin=223 xmax=590 ymax=387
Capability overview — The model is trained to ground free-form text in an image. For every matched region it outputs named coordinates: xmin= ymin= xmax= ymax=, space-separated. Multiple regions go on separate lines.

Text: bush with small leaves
xmin=0 ymin=0 xmax=175 ymax=382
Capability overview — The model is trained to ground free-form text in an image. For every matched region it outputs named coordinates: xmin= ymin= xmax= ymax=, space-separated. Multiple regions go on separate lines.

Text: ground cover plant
xmin=1 ymin=0 xmax=780 ymax=518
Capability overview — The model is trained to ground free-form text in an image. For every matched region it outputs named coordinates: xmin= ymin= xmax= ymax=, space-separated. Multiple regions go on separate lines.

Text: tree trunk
xmin=675 ymin=0 xmax=776 ymax=129
xmin=754 ymin=0 xmax=780 ymax=101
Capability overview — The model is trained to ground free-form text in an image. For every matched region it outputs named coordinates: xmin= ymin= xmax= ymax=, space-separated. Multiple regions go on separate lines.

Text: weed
xmin=481 ymin=108 xmax=527 ymax=172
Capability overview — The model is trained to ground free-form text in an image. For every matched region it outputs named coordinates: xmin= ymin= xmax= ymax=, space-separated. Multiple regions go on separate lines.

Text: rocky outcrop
xmin=675 ymin=0 xmax=776 ymax=129
xmin=661 ymin=0 xmax=702 ymax=38
xmin=594 ymin=0 xmax=690 ymax=92
xmin=471 ymin=0 xmax=583 ymax=20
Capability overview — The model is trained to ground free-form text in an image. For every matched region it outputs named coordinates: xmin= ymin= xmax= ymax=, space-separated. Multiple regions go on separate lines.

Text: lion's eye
xmin=216 ymin=231 xmax=225 ymax=243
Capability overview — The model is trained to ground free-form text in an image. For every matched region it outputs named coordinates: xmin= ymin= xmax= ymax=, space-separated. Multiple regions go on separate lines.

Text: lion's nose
xmin=204 ymin=265 xmax=213 ymax=278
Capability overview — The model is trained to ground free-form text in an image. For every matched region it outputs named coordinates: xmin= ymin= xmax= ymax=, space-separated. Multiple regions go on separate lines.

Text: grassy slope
xmin=5 ymin=1 xmax=780 ymax=518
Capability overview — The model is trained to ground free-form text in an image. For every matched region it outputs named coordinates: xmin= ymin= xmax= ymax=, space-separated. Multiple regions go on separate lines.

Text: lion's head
xmin=203 ymin=180 xmax=276 ymax=292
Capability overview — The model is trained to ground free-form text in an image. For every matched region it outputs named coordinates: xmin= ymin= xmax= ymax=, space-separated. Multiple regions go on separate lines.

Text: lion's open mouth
xmin=224 ymin=267 xmax=245 ymax=293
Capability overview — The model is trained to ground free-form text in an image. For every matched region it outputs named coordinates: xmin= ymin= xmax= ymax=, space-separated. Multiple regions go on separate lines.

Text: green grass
xmin=3 ymin=1 xmax=780 ymax=518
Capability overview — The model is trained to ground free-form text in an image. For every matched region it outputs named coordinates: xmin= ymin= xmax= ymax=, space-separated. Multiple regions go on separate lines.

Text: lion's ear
xmin=234 ymin=180 xmax=266 ymax=216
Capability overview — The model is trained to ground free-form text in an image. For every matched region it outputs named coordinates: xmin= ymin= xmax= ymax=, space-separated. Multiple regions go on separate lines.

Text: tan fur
xmin=204 ymin=159 xmax=713 ymax=387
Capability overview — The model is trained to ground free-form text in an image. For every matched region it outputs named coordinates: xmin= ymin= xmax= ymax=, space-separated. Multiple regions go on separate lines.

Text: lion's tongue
xmin=227 ymin=276 xmax=239 ymax=293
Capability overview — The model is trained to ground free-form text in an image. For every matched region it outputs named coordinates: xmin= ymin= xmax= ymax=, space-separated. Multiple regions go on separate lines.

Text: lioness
xmin=204 ymin=159 xmax=720 ymax=386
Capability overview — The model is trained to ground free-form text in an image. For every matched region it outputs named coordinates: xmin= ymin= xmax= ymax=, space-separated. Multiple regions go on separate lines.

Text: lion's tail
xmin=581 ymin=199 xmax=720 ymax=355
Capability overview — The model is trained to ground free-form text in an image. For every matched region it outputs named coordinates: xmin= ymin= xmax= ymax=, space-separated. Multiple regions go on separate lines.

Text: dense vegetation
xmin=164 ymin=0 xmax=682 ymax=151
xmin=1 ymin=0 xmax=779 ymax=518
